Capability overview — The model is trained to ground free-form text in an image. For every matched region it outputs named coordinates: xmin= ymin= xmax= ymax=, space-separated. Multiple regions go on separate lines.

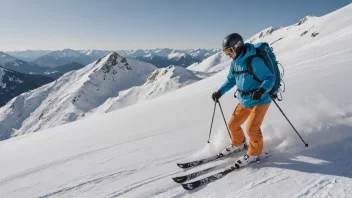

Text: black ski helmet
xmin=222 ymin=33 xmax=244 ymax=55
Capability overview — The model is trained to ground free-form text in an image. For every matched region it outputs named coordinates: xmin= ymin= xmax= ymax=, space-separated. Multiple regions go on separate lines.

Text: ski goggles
xmin=223 ymin=47 xmax=235 ymax=55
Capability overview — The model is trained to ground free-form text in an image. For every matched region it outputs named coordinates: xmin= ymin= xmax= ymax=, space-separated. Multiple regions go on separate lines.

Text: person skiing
xmin=212 ymin=33 xmax=275 ymax=167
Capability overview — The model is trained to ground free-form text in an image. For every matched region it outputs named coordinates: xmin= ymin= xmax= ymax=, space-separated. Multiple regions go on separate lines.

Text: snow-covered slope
xmin=0 ymin=66 xmax=53 ymax=106
xmin=247 ymin=26 xmax=277 ymax=43
xmin=187 ymin=51 xmax=230 ymax=72
xmin=0 ymin=52 xmax=157 ymax=140
xmin=86 ymin=65 xmax=201 ymax=115
xmin=0 ymin=3 xmax=352 ymax=198
xmin=49 ymin=62 xmax=85 ymax=76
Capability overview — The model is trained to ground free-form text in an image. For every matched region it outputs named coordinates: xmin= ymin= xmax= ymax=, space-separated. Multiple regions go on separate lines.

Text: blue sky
xmin=0 ymin=0 xmax=351 ymax=51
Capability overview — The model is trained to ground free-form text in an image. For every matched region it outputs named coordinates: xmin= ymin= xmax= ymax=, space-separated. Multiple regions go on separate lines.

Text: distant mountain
xmin=0 ymin=52 xmax=157 ymax=139
xmin=185 ymin=48 xmax=221 ymax=60
xmin=86 ymin=65 xmax=201 ymax=114
xmin=135 ymin=51 xmax=201 ymax=68
xmin=49 ymin=62 xmax=85 ymax=75
xmin=120 ymin=48 xmax=220 ymax=59
xmin=122 ymin=48 xmax=174 ymax=58
xmin=0 ymin=51 xmax=50 ymax=75
xmin=0 ymin=66 xmax=54 ymax=106
xmin=187 ymin=51 xmax=230 ymax=72
xmin=5 ymin=50 xmax=52 ymax=62
xmin=80 ymin=49 xmax=112 ymax=60
xmin=0 ymin=51 xmax=82 ymax=79
xmin=118 ymin=48 xmax=219 ymax=68
xmin=10 ymin=49 xmax=219 ymax=69
xmin=33 ymin=49 xmax=96 ymax=68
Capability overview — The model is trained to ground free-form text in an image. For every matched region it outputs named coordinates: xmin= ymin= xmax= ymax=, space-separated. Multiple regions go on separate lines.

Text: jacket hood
xmin=234 ymin=43 xmax=256 ymax=65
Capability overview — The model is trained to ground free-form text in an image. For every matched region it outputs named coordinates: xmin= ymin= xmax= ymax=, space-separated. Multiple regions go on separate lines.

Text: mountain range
xmin=32 ymin=49 xmax=98 ymax=68
xmin=6 ymin=50 xmax=52 ymax=62
xmin=6 ymin=48 xmax=220 ymax=69
xmin=85 ymin=65 xmax=202 ymax=116
xmin=0 ymin=66 xmax=53 ymax=107
xmin=0 ymin=48 xmax=218 ymax=111
xmin=0 ymin=52 xmax=157 ymax=140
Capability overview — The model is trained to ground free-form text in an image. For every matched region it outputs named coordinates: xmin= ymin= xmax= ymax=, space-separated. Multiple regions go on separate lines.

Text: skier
xmin=212 ymin=33 xmax=275 ymax=167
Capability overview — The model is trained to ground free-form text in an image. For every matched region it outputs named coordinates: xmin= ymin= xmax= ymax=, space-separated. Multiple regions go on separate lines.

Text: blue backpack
xmin=246 ymin=42 xmax=284 ymax=100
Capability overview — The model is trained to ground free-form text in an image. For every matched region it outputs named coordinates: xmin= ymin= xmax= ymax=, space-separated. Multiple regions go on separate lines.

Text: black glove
xmin=212 ymin=91 xmax=222 ymax=102
xmin=251 ymin=88 xmax=266 ymax=100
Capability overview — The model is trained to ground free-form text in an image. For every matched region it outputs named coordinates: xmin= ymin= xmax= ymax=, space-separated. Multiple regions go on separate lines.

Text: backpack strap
xmin=246 ymin=48 xmax=272 ymax=83
xmin=246 ymin=55 xmax=262 ymax=83
xmin=233 ymin=70 xmax=248 ymax=75
xmin=233 ymin=49 xmax=268 ymax=84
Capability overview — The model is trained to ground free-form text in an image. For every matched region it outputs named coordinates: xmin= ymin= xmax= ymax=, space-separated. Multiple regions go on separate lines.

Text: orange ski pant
xmin=228 ymin=103 xmax=270 ymax=156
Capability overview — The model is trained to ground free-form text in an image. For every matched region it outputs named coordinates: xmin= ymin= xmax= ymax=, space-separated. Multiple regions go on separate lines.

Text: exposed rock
xmin=300 ymin=30 xmax=308 ymax=36
xmin=311 ymin=32 xmax=319 ymax=37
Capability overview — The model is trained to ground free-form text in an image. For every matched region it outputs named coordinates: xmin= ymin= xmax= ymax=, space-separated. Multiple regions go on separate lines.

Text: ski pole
xmin=207 ymin=101 xmax=217 ymax=143
xmin=271 ymin=98 xmax=309 ymax=147
xmin=217 ymin=100 xmax=232 ymax=140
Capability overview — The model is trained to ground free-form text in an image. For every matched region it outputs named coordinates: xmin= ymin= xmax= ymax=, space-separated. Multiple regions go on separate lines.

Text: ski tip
xmin=177 ymin=163 xmax=187 ymax=168
xmin=181 ymin=183 xmax=194 ymax=190
xmin=172 ymin=176 xmax=186 ymax=183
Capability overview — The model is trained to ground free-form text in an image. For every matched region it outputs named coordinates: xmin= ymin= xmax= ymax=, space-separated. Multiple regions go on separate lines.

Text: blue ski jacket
xmin=218 ymin=43 xmax=275 ymax=108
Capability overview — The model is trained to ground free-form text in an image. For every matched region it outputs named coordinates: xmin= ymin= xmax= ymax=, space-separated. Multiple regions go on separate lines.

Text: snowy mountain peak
xmin=49 ymin=49 xmax=83 ymax=58
xmin=248 ymin=26 xmax=276 ymax=43
xmin=145 ymin=65 xmax=200 ymax=87
xmin=168 ymin=51 xmax=187 ymax=59
xmin=146 ymin=65 xmax=180 ymax=84
xmin=259 ymin=26 xmax=276 ymax=38
xmin=82 ymin=49 xmax=94 ymax=55
xmin=94 ymin=52 xmax=131 ymax=75
xmin=295 ymin=15 xmax=315 ymax=26
xmin=0 ymin=54 xmax=157 ymax=138
xmin=87 ymin=65 xmax=201 ymax=114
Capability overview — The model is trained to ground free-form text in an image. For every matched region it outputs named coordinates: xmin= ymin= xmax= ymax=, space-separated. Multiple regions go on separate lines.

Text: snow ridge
xmin=0 ymin=52 xmax=157 ymax=139
xmin=86 ymin=65 xmax=201 ymax=115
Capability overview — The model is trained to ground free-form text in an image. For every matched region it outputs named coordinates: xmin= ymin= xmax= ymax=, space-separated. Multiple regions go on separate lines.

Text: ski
xmin=177 ymin=147 xmax=246 ymax=169
xmin=172 ymin=165 xmax=218 ymax=183
xmin=181 ymin=150 xmax=272 ymax=190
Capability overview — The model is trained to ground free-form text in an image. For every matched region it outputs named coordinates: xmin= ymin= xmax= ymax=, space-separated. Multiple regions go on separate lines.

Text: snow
xmin=167 ymin=52 xmax=187 ymax=59
xmin=1 ymin=3 xmax=352 ymax=198
xmin=187 ymin=51 xmax=230 ymax=72
xmin=0 ymin=67 xmax=6 ymax=88
xmin=86 ymin=65 xmax=201 ymax=115
xmin=0 ymin=53 xmax=158 ymax=139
